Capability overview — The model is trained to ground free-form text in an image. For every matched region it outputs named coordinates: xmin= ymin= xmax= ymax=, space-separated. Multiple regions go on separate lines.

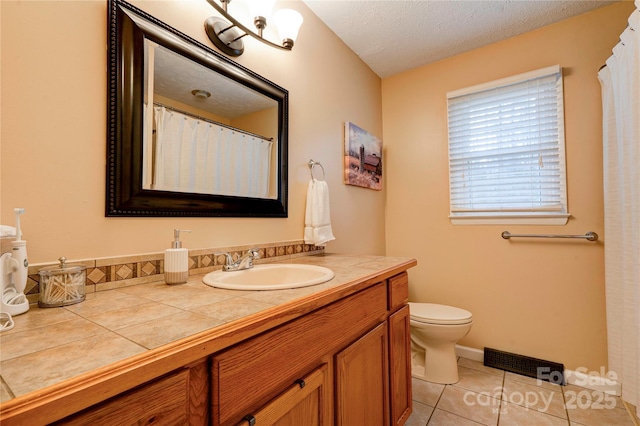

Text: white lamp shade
xmin=273 ymin=9 xmax=303 ymax=42
xmin=248 ymin=0 xmax=277 ymax=19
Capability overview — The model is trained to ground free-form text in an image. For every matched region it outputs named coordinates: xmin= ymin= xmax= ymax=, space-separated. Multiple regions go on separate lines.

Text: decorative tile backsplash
xmin=24 ymin=241 xmax=324 ymax=303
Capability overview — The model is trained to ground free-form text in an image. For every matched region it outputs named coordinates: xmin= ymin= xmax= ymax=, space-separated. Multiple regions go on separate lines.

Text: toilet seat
xmin=409 ymin=302 xmax=472 ymax=325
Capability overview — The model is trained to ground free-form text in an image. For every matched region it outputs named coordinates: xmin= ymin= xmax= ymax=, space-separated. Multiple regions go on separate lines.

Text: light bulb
xmin=273 ymin=9 xmax=303 ymax=48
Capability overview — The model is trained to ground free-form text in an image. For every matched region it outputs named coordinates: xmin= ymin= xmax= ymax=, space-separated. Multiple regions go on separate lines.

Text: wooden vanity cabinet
xmin=12 ymin=269 xmax=413 ymax=426
xmin=213 ymin=272 xmax=412 ymax=426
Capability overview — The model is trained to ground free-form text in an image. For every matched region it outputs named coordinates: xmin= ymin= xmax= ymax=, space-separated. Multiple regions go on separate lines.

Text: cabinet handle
xmin=237 ymin=379 xmax=305 ymax=426
xmin=242 ymin=414 xmax=256 ymax=426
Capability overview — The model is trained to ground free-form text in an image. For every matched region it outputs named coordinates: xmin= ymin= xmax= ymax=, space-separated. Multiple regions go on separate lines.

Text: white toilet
xmin=409 ymin=302 xmax=473 ymax=384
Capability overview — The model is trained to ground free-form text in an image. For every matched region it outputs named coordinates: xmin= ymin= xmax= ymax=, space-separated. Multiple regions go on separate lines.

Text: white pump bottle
xmin=164 ymin=229 xmax=191 ymax=284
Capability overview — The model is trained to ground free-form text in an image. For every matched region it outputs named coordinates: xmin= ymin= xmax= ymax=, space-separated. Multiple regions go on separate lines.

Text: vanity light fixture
xmin=204 ymin=0 xmax=303 ymax=57
xmin=191 ymin=89 xmax=212 ymax=99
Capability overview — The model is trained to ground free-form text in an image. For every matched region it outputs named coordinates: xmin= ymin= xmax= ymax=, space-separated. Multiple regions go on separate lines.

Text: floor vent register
xmin=483 ymin=347 xmax=565 ymax=385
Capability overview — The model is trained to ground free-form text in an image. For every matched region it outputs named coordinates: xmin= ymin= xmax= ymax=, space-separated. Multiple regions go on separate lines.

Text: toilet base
xmin=411 ymin=342 xmax=460 ymax=384
xmin=411 ymin=365 xmax=427 ymax=379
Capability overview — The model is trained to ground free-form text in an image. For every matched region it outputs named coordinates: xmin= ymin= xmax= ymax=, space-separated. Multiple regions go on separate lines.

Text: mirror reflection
xmin=143 ymin=42 xmax=278 ymax=199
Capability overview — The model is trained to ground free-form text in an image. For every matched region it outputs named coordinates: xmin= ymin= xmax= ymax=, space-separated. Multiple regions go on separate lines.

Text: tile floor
xmin=406 ymin=358 xmax=638 ymax=426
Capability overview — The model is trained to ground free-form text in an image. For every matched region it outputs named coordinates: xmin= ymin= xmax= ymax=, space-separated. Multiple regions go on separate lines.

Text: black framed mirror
xmin=107 ymin=0 xmax=288 ymax=217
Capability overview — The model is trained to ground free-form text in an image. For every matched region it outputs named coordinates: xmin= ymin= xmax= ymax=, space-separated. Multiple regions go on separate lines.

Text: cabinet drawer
xmin=388 ymin=272 xmax=409 ymax=312
xmin=212 ymin=282 xmax=387 ymax=426
xmin=55 ymin=369 xmax=190 ymax=426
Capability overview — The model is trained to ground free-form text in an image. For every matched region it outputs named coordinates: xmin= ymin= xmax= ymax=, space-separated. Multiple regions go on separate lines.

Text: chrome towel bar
xmin=501 ymin=231 xmax=598 ymax=241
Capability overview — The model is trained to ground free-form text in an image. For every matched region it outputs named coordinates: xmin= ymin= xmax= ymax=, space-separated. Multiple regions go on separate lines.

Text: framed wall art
xmin=343 ymin=122 xmax=382 ymax=190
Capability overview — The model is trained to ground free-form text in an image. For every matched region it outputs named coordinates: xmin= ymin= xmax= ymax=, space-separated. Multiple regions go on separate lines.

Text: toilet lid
xmin=409 ymin=302 xmax=473 ymax=325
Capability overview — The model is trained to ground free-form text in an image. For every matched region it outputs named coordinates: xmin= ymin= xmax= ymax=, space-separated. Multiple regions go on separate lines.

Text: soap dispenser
xmin=164 ymin=229 xmax=191 ymax=284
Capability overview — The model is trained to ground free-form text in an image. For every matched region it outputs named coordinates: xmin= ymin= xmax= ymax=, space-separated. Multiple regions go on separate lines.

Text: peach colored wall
xmin=383 ymin=2 xmax=634 ymax=372
xmin=0 ymin=0 xmax=385 ymax=263
xmin=232 ymin=108 xmax=278 ymax=142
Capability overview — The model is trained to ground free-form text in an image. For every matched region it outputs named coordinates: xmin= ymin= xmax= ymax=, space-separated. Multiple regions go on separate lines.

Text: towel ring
xmin=308 ymin=160 xmax=326 ymax=180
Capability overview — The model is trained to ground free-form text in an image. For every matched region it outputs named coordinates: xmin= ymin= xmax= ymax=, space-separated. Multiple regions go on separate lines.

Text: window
xmin=447 ymin=65 xmax=569 ymax=225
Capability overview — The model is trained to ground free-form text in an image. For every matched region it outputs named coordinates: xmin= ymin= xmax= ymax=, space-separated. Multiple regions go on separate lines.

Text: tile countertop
xmin=0 ymin=253 xmax=416 ymax=404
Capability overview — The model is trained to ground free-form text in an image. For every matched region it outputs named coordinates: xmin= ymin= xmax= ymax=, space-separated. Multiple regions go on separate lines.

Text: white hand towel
xmin=304 ymin=179 xmax=335 ymax=246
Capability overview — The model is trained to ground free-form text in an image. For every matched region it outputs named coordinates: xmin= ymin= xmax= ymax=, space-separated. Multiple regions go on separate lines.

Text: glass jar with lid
xmin=38 ymin=257 xmax=86 ymax=307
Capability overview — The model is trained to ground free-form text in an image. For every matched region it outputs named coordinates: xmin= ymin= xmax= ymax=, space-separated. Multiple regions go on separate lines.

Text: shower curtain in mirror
xmin=153 ymin=106 xmax=273 ymax=198
xmin=598 ymin=0 xmax=639 ymax=417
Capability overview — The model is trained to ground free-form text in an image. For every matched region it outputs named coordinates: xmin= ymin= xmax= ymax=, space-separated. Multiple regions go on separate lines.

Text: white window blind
xmin=447 ymin=65 xmax=569 ymax=225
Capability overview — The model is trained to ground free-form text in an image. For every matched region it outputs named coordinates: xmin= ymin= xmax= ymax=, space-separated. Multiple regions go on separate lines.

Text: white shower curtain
xmin=153 ymin=106 xmax=273 ymax=198
xmin=598 ymin=1 xmax=640 ymax=417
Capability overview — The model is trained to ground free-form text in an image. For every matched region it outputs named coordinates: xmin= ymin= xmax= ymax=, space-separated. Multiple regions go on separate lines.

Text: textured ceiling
xmin=153 ymin=43 xmax=276 ymax=119
xmin=303 ymin=0 xmax=618 ymax=78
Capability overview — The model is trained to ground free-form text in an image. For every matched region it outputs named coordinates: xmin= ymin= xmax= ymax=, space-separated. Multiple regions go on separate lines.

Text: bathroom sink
xmin=202 ymin=264 xmax=335 ymax=290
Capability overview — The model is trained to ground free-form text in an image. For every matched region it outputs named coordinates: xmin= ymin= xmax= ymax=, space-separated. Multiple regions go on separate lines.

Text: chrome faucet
xmin=216 ymin=248 xmax=260 ymax=271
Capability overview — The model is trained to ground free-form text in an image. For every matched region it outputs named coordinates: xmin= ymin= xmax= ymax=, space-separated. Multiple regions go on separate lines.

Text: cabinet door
xmin=335 ymin=322 xmax=389 ymax=426
xmin=237 ymin=364 xmax=332 ymax=426
xmin=389 ymin=305 xmax=412 ymax=425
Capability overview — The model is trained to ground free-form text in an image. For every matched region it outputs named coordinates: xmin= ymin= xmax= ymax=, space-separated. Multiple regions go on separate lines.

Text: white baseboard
xmin=455 ymin=344 xmax=484 ymax=362
xmin=454 ymin=345 xmax=622 ymax=396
